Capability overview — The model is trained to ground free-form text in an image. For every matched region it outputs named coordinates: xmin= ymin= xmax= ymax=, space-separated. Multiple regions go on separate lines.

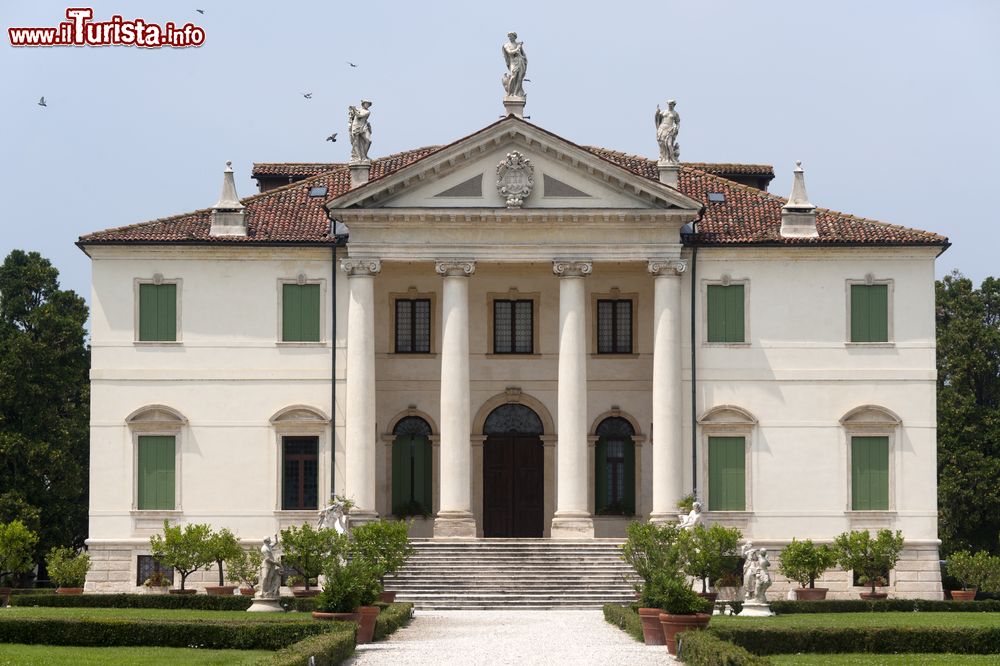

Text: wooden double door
xmin=483 ymin=434 xmax=544 ymax=538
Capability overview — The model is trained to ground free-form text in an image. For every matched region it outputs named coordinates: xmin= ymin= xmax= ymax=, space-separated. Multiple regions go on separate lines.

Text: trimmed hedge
xmin=259 ymin=623 xmax=356 ymax=666
xmin=10 ymin=593 xmax=254 ymax=611
xmin=770 ymin=599 xmax=1000 ymax=614
xmin=709 ymin=626 xmax=1000 ymax=656
xmin=601 ymin=604 xmax=643 ymax=643
xmin=0 ymin=617 xmax=327 ymax=650
xmin=677 ymin=630 xmax=772 ymax=665
xmin=374 ymin=602 xmax=413 ymax=641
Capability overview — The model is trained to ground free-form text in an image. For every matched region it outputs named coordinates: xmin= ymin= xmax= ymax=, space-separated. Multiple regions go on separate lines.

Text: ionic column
xmin=341 ymin=258 xmax=381 ymax=523
xmin=551 ymin=260 xmax=594 ymax=538
xmin=648 ymin=259 xmax=686 ymax=523
xmin=434 ymin=260 xmax=477 ymax=538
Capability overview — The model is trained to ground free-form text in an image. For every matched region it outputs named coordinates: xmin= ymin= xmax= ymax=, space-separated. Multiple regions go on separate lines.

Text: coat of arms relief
xmin=496 ymin=151 xmax=534 ymax=208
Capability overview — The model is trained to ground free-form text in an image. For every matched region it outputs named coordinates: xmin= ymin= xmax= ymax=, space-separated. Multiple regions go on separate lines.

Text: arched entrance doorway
xmin=483 ymin=404 xmax=544 ymax=538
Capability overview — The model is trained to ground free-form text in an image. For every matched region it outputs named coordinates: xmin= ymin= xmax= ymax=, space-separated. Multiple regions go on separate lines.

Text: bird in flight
xmin=301 ymin=92 xmax=313 ymax=99
xmin=196 ymin=9 xmax=205 ymax=14
xmin=38 ymin=96 xmax=46 ymax=107
xmin=347 ymin=61 xmax=358 ymax=68
xmin=326 ymin=133 xmax=337 ymax=142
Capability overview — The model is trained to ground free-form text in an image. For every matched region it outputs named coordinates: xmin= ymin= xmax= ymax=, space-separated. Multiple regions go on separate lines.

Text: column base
xmin=550 ymin=511 xmax=594 ymax=539
xmin=348 ymin=509 xmax=379 ymax=528
xmin=433 ymin=511 xmax=477 ymax=538
xmin=648 ymin=512 xmax=681 ymax=526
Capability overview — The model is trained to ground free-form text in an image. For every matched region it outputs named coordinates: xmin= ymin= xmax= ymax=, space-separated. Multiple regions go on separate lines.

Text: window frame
xmin=136 ymin=554 xmax=174 ymax=587
xmin=280 ymin=435 xmax=320 ymax=511
xmin=702 ymin=277 xmax=750 ymax=346
xmin=270 ymin=407 xmax=330 ymax=518
xmin=129 ymin=424 xmax=183 ymax=514
xmin=389 ymin=289 xmax=437 ymax=356
xmin=591 ymin=289 xmax=638 ymax=356
xmin=846 ymin=277 xmax=894 ymax=345
xmin=698 ymin=406 xmax=756 ymax=518
xmin=841 ymin=406 xmax=900 ymax=516
xmin=277 ymin=277 xmax=327 ymax=346
xmin=133 ymin=276 xmax=182 ymax=345
xmin=486 ymin=290 xmax=540 ymax=357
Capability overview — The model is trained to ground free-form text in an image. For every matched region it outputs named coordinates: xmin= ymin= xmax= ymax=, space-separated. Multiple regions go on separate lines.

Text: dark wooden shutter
xmin=391 ymin=436 xmax=412 ymax=515
xmin=707 ymin=285 xmax=744 ymax=343
xmin=137 ymin=435 xmax=175 ymax=510
xmin=852 ymin=436 xmax=889 ymax=510
xmin=623 ymin=439 xmax=636 ymax=514
xmin=851 ymin=284 xmax=888 ymax=342
xmin=594 ymin=439 xmax=608 ymax=512
xmin=139 ymin=284 xmax=176 ymax=342
xmin=708 ymin=436 xmax=745 ymax=511
xmin=283 ymin=284 xmax=321 ymax=342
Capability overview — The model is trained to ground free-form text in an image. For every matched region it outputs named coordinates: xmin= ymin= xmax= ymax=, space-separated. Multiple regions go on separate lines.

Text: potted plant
xmin=647 ymin=570 xmax=712 ymax=655
xmin=620 ymin=521 xmax=682 ymax=645
xmin=203 ymin=528 xmax=241 ymax=595
xmin=313 ymin=532 xmax=382 ymax=643
xmin=142 ymin=570 xmax=171 ymax=594
xmin=226 ymin=546 xmax=263 ymax=596
xmin=0 ymin=520 xmax=38 ymax=605
xmin=778 ymin=538 xmax=838 ymax=600
xmin=946 ymin=550 xmax=992 ymax=601
xmin=834 ymin=529 xmax=904 ymax=600
xmin=45 ymin=546 xmax=90 ymax=594
xmin=149 ymin=520 xmax=214 ymax=594
xmin=678 ymin=524 xmax=742 ymax=605
xmin=350 ymin=519 xmax=413 ymax=603
xmin=279 ymin=523 xmax=338 ymax=597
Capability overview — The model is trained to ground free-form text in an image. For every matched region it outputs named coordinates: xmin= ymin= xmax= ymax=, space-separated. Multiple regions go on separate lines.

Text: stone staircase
xmin=384 ymin=539 xmax=637 ymax=609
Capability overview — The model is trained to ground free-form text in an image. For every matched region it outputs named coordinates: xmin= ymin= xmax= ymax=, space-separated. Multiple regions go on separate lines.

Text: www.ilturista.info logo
xmin=8 ymin=8 xmax=205 ymax=48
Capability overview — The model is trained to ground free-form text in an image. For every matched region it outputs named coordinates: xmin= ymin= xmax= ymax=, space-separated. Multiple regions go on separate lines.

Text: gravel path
xmin=345 ymin=610 xmax=676 ymax=665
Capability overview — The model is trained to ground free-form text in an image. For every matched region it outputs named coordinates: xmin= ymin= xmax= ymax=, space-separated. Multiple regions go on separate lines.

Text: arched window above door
xmin=483 ymin=403 xmax=544 ymax=436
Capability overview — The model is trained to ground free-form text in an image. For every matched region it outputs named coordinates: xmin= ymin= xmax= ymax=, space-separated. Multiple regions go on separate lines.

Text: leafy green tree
xmin=225 ymin=546 xmax=263 ymax=591
xmin=620 ymin=521 xmax=682 ymax=595
xmin=45 ymin=546 xmax=90 ymax=588
xmin=834 ymin=529 xmax=904 ymax=595
xmin=936 ymin=272 xmax=1000 ymax=556
xmin=279 ymin=524 xmax=339 ymax=591
xmin=0 ymin=519 xmax=39 ymax=584
xmin=677 ymin=524 xmax=742 ymax=593
xmin=0 ymin=251 xmax=89 ymax=568
xmin=204 ymin=528 xmax=242 ymax=587
xmin=350 ymin=520 xmax=414 ymax=586
xmin=149 ymin=521 xmax=213 ymax=591
xmin=778 ymin=538 xmax=838 ymax=589
xmin=946 ymin=550 xmax=995 ymax=592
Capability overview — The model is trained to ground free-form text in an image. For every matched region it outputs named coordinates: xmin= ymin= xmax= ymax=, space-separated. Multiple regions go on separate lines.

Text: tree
xmin=0 ymin=251 xmax=89 ymax=568
xmin=350 ymin=520 xmax=414 ymax=586
xmin=149 ymin=521 xmax=213 ymax=591
xmin=936 ymin=272 xmax=1000 ymax=556
xmin=204 ymin=528 xmax=242 ymax=587
xmin=677 ymin=524 xmax=742 ymax=593
xmin=0 ymin=519 xmax=38 ymax=584
xmin=834 ymin=529 xmax=905 ymax=596
xmin=45 ymin=546 xmax=90 ymax=588
xmin=279 ymin=524 xmax=339 ymax=591
xmin=226 ymin=546 xmax=263 ymax=591
xmin=778 ymin=538 xmax=838 ymax=589
xmin=620 ymin=521 xmax=682 ymax=594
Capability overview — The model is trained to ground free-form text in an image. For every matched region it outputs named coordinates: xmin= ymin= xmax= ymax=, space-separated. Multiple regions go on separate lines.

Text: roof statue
xmin=655 ymin=100 xmax=680 ymax=165
xmin=348 ymin=100 xmax=373 ymax=163
xmin=501 ymin=32 xmax=528 ymax=99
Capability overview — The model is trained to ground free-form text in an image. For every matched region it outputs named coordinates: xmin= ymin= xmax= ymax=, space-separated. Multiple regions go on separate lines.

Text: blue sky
xmin=2 ymin=0 xmax=998 ymax=308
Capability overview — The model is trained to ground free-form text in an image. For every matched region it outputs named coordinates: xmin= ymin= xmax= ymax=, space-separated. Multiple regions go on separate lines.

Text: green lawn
xmin=772 ymin=656 xmax=1000 ymax=665
xmin=0 ymin=606 xmax=316 ymax=623
xmin=713 ymin=611 xmax=1000 ymax=629
xmin=0 ymin=644 xmax=270 ymax=665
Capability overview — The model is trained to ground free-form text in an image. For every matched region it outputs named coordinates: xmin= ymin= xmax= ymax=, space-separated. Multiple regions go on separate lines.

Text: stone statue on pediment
xmin=655 ymin=100 xmax=680 ymax=164
xmin=348 ymin=100 xmax=373 ymax=163
xmin=501 ymin=32 xmax=528 ymax=99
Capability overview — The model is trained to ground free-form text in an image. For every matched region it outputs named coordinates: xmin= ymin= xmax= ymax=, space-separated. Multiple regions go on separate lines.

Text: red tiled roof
xmin=80 ymin=137 xmax=947 ymax=248
xmin=252 ymin=162 xmax=345 ymax=178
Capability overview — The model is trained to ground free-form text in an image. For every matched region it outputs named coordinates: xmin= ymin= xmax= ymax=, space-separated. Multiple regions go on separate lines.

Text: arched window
xmin=595 ymin=417 xmax=635 ymax=515
xmin=483 ymin=404 xmax=544 ymax=435
xmin=391 ymin=416 xmax=432 ymax=517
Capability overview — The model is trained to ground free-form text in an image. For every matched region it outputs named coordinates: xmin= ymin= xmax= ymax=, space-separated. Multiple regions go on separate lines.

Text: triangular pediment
xmin=326 ymin=118 xmax=702 ymax=212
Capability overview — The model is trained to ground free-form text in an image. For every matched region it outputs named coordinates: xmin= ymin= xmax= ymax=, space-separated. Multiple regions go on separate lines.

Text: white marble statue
xmin=317 ymin=499 xmax=350 ymax=536
xmin=501 ymin=32 xmax=528 ymax=98
xmin=256 ymin=535 xmax=281 ymax=599
xmin=655 ymin=100 xmax=680 ymax=164
xmin=678 ymin=501 xmax=703 ymax=530
xmin=348 ymin=100 xmax=373 ymax=163
xmin=741 ymin=541 xmax=757 ymax=600
xmin=753 ymin=548 xmax=773 ymax=603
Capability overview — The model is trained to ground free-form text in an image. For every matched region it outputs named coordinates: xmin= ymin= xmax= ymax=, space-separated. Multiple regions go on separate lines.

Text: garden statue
xmin=501 ymin=32 xmax=528 ymax=98
xmin=655 ymin=100 xmax=680 ymax=164
xmin=752 ymin=548 xmax=773 ymax=603
xmin=678 ymin=501 xmax=703 ymax=530
xmin=348 ymin=100 xmax=373 ymax=163
xmin=257 ymin=535 xmax=281 ymax=599
xmin=738 ymin=543 xmax=775 ymax=616
xmin=317 ymin=498 xmax=351 ymax=536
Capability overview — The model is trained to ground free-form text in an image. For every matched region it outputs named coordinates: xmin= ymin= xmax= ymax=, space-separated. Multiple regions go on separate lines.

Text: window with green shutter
xmin=282 ymin=283 xmax=321 ymax=342
xmin=851 ymin=436 xmax=889 ymax=510
xmin=708 ymin=436 xmax=745 ymax=511
xmin=850 ymin=284 xmax=889 ymax=342
xmin=138 ymin=283 xmax=177 ymax=341
xmin=137 ymin=435 xmax=176 ymax=510
xmin=594 ymin=417 xmax=635 ymax=515
xmin=391 ymin=417 xmax=433 ymax=516
xmin=707 ymin=284 xmax=745 ymax=343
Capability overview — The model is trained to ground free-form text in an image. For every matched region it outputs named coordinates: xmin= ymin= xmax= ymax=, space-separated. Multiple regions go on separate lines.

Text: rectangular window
xmin=137 ymin=435 xmax=175 ymax=510
xmin=282 ymin=283 xmax=321 ymax=342
xmin=708 ymin=436 xmax=746 ymax=511
xmin=707 ymin=284 xmax=745 ymax=343
xmin=851 ymin=436 xmax=889 ymax=510
xmin=395 ymin=299 xmax=431 ymax=353
xmin=851 ymin=284 xmax=889 ymax=342
xmin=282 ymin=436 xmax=318 ymax=510
xmin=138 ymin=283 xmax=177 ymax=342
xmin=597 ymin=299 xmax=633 ymax=354
xmin=136 ymin=555 xmax=174 ymax=587
xmin=494 ymin=300 xmax=533 ymax=354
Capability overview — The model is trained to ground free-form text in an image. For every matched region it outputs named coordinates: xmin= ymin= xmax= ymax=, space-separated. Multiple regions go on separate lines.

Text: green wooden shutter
xmin=300 ymin=284 xmax=321 ymax=342
xmin=707 ymin=285 xmax=744 ymax=343
xmin=852 ymin=436 xmax=889 ymax=510
xmin=138 ymin=436 xmax=175 ymax=510
xmin=412 ymin=436 xmax=431 ymax=514
xmin=139 ymin=284 xmax=158 ymax=341
xmin=282 ymin=284 xmax=301 ymax=341
xmin=157 ymin=284 xmax=176 ymax=341
xmin=707 ymin=285 xmax=725 ymax=343
xmin=594 ymin=439 xmax=608 ymax=512
xmin=709 ymin=437 xmax=745 ymax=511
xmin=727 ymin=285 xmax=745 ymax=342
xmin=852 ymin=285 xmax=889 ymax=342
xmin=623 ymin=440 xmax=636 ymax=515
xmin=391 ymin=436 xmax=412 ymax=515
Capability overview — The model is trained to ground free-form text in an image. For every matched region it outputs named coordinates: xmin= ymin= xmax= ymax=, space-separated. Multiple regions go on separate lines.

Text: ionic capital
xmin=647 ymin=259 xmax=687 ymax=276
xmin=552 ymin=260 xmax=593 ymax=278
xmin=435 ymin=260 xmax=476 ymax=277
xmin=340 ymin=258 xmax=382 ymax=276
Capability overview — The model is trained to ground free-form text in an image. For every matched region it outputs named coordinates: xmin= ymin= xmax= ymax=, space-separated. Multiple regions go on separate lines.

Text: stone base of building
xmin=550 ymin=512 xmax=594 ymax=539
xmin=433 ymin=511 xmax=477 ymax=538
xmin=347 ymin=509 xmax=379 ymax=527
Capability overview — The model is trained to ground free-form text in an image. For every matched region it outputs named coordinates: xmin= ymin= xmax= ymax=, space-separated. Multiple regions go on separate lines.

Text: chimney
xmin=780 ymin=161 xmax=817 ymax=239
xmin=209 ymin=161 xmax=247 ymax=237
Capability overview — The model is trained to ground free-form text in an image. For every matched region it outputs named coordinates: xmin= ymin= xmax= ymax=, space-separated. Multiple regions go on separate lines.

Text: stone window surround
xmin=388 ymin=288 xmax=438 ymax=357
xmin=590 ymin=288 xmax=639 ymax=357
xmin=132 ymin=275 xmax=183 ymax=345
xmin=276 ymin=276 xmax=327 ymax=346
xmin=701 ymin=275 xmax=750 ymax=347
xmin=587 ymin=408 xmax=646 ymax=518
xmin=486 ymin=288 xmax=541 ymax=357
xmin=270 ymin=406 xmax=331 ymax=516
xmin=127 ymin=405 xmax=186 ymax=516
xmin=697 ymin=405 xmax=756 ymax=521
xmin=845 ymin=276 xmax=895 ymax=346
xmin=841 ymin=405 xmax=901 ymax=519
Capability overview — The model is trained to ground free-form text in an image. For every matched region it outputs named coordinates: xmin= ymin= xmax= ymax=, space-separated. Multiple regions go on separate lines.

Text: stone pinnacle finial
xmin=210 ymin=160 xmax=246 ymax=237
xmin=784 ymin=160 xmax=814 ymax=210
xmin=780 ymin=160 xmax=817 ymax=238
xmin=213 ymin=160 xmax=243 ymax=211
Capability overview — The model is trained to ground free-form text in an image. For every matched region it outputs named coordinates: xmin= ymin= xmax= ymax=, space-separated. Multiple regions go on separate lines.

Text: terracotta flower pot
xmin=658 ymin=612 xmax=711 ymax=655
xmin=795 ymin=587 xmax=828 ymax=601
xmin=169 ymin=589 xmax=197 ymax=595
xmin=239 ymin=587 xmax=256 ymax=597
xmin=859 ymin=591 xmax=888 ymax=600
xmin=312 ymin=611 xmax=361 ymax=623
xmin=292 ymin=588 xmax=320 ymax=598
xmin=697 ymin=592 xmax=718 ymax=606
xmin=637 ymin=608 xmax=666 ymax=645
xmin=56 ymin=587 xmax=84 ymax=595
xmin=951 ymin=589 xmax=977 ymax=601
xmin=378 ymin=590 xmax=397 ymax=603
xmin=205 ymin=585 xmax=237 ymax=596
xmin=355 ymin=605 xmax=380 ymax=644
